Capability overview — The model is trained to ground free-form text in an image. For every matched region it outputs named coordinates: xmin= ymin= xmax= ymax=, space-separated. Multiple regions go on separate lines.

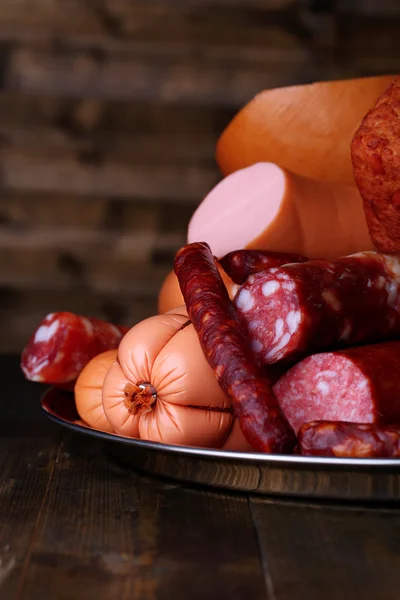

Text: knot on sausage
xmin=123 ymin=382 xmax=157 ymax=416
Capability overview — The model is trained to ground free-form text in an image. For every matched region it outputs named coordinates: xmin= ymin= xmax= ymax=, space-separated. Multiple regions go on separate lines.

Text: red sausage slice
xmin=298 ymin=421 xmax=400 ymax=458
xmin=273 ymin=341 xmax=400 ymax=433
xmin=21 ymin=311 xmax=128 ymax=386
xmin=174 ymin=241 xmax=296 ymax=454
xmin=234 ymin=251 xmax=400 ymax=365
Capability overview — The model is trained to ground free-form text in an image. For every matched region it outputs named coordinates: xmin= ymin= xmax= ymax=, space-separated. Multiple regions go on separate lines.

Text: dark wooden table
xmin=2 ymin=354 xmax=400 ymax=599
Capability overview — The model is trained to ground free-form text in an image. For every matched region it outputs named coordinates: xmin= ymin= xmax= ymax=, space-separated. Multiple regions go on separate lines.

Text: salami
xmin=234 ymin=251 xmax=400 ymax=365
xmin=218 ymin=249 xmax=308 ymax=285
xmin=273 ymin=341 xmax=400 ymax=433
xmin=174 ymin=241 xmax=296 ymax=454
xmin=298 ymin=421 xmax=400 ymax=458
xmin=21 ymin=312 xmax=128 ymax=386
xmin=351 ymin=76 xmax=400 ymax=253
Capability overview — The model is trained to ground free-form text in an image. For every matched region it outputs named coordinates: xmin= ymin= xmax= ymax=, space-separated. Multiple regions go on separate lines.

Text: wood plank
xmin=0 ymin=194 xmax=194 ymax=234
xmin=18 ymin=432 xmax=267 ymax=599
xmin=96 ymin=2 xmax=302 ymax=47
xmin=338 ymin=0 xmax=400 ymax=15
xmin=1 ymin=152 xmax=219 ymax=201
xmin=0 ymin=0 xmax=102 ymax=35
xmin=0 ymin=246 xmax=172 ymax=294
xmin=0 ymin=228 xmax=185 ymax=257
xmin=0 ymin=93 xmax=232 ymax=138
xmin=0 ymin=33 xmax=305 ymax=67
xmin=0 ymin=2 xmax=299 ymax=48
xmin=0 ymin=355 xmax=61 ymax=598
xmin=5 ymin=48 xmax=309 ymax=106
xmin=0 ymin=289 xmax=158 ymax=353
xmin=0 ymin=123 xmax=216 ymax=166
xmin=0 ymin=194 xmax=111 ymax=230
xmin=337 ymin=18 xmax=400 ymax=73
xmin=250 ymin=497 xmax=400 ymax=600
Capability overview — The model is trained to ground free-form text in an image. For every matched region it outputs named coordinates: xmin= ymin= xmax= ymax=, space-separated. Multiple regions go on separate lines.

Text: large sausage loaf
xmin=273 ymin=341 xmax=400 ymax=433
xmin=234 ymin=251 xmax=400 ymax=365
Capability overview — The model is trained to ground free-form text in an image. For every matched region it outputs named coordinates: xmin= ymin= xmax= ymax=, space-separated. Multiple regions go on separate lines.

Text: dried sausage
xmin=218 ymin=249 xmax=308 ymax=285
xmin=174 ymin=241 xmax=296 ymax=454
xmin=298 ymin=421 xmax=400 ymax=458
xmin=273 ymin=340 xmax=400 ymax=433
xmin=234 ymin=251 xmax=400 ymax=365
xmin=351 ymin=76 xmax=400 ymax=253
xmin=21 ymin=311 xmax=128 ymax=387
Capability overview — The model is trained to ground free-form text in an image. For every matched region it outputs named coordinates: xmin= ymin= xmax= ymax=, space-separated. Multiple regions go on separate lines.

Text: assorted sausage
xmin=21 ymin=75 xmax=400 ymax=460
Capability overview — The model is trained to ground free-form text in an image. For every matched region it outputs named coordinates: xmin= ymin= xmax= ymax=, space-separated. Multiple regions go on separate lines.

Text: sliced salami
xmin=298 ymin=421 xmax=400 ymax=458
xmin=273 ymin=341 xmax=400 ymax=433
xmin=174 ymin=241 xmax=296 ymax=454
xmin=234 ymin=251 xmax=400 ymax=365
xmin=21 ymin=312 xmax=128 ymax=386
xmin=218 ymin=249 xmax=308 ymax=285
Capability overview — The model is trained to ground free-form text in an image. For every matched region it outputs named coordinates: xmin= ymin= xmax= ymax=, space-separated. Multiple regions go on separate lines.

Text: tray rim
xmin=41 ymin=391 xmax=400 ymax=471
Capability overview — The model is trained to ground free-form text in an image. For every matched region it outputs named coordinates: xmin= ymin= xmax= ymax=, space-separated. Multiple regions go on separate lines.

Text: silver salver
xmin=42 ymin=388 xmax=400 ymax=503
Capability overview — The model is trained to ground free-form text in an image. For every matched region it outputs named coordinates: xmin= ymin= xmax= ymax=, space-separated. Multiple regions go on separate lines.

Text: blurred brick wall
xmin=0 ymin=0 xmax=398 ymax=352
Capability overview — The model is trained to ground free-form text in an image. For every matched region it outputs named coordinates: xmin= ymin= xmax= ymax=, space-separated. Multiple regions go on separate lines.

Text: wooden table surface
xmin=2 ymin=354 xmax=400 ymax=600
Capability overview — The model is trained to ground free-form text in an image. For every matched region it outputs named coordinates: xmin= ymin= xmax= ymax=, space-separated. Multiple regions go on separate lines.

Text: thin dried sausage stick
xmin=299 ymin=421 xmax=400 ymax=458
xmin=174 ymin=241 xmax=296 ymax=454
xmin=218 ymin=249 xmax=308 ymax=285
xmin=21 ymin=311 xmax=128 ymax=386
xmin=235 ymin=251 xmax=400 ymax=365
xmin=351 ymin=76 xmax=400 ymax=253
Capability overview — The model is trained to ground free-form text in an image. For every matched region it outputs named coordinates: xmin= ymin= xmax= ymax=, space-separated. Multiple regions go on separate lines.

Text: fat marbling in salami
xmin=273 ymin=340 xmax=400 ymax=433
xmin=21 ymin=311 xmax=128 ymax=386
xmin=234 ymin=251 xmax=400 ymax=364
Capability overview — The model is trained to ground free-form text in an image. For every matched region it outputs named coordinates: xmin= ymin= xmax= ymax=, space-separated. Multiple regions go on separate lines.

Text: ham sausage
xmin=188 ymin=163 xmax=374 ymax=260
xmin=74 ymin=350 xmax=117 ymax=433
xmin=102 ymin=311 xmax=252 ymax=451
xmin=273 ymin=341 xmax=400 ymax=433
xmin=235 ymin=251 xmax=400 ymax=365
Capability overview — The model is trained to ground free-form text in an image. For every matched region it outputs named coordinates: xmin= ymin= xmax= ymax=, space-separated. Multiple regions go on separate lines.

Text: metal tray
xmin=41 ymin=388 xmax=400 ymax=502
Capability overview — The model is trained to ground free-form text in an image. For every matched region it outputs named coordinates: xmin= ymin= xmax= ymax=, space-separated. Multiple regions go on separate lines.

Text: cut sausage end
xmin=188 ymin=163 xmax=286 ymax=258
